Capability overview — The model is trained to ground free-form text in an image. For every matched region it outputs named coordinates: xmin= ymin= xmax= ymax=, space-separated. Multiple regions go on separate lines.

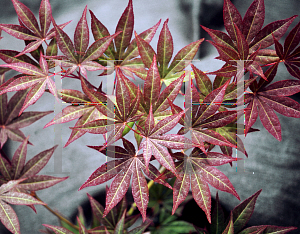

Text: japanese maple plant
xmin=0 ymin=0 xmax=299 ymax=233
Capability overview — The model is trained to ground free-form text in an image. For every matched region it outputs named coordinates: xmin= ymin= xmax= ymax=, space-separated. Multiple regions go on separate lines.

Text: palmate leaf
xmin=80 ymin=138 xmax=165 ymax=222
xmin=0 ymin=0 xmax=71 ymax=56
xmin=71 ymin=74 xmax=141 ymax=150
xmin=204 ymin=0 xmax=296 ymax=81
xmin=91 ymin=0 xmax=160 ymax=80
xmin=44 ymin=86 xmax=106 ymax=147
xmin=0 ymin=138 xmax=67 ymax=193
xmin=0 ymin=179 xmax=45 ymax=234
xmin=269 ymin=21 xmax=300 ymax=79
xmin=0 ymin=54 xmax=60 ymax=115
xmin=132 ymin=55 xmax=184 ymax=134
xmin=0 ymin=85 xmax=52 ymax=147
xmin=162 ymin=148 xmax=241 ymax=224
xmin=206 ymin=190 xmax=297 ymax=234
xmin=137 ymin=105 xmax=193 ymax=175
xmin=135 ymin=23 xmax=203 ymax=85
xmin=177 ymin=77 xmax=237 ymax=151
xmin=47 ymin=9 xmax=121 ymax=78
xmin=245 ymin=64 xmax=300 ymax=140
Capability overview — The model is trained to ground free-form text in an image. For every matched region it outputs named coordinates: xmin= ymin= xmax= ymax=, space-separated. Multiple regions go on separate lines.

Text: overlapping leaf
xmin=203 ymin=0 xmax=296 ymax=80
xmin=270 ymin=21 xmax=300 ymax=79
xmin=0 ymin=138 xmax=67 ymax=195
xmin=0 ymin=76 xmax=52 ymax=147
xmin=198 ymin=189 xmax=297 ymax=234
xmin=71 ymin=73 xmax=142 ymax=150
xmin=135 ymin=19 xmax=203 ymax=86
xmin=245 ymin=64 xmax=300 ymax=140
xmin=44 ymin=80 xmax=106 ymax=147
xmin=158 ymin=148 xmax=241 ymax=224
xmin=171 ymin=74 xmax=237 ymax=152
xmin=0 ymin=0 xmax=71 ymax=56
xmin=46 ymin=7 xmax=121 ymax=78
xmin=91 ymin=0 xmax=160 ymax=80
xmin=80 ymin=138 xmax=169 ymax=222
xmin=0 ymin=179 xmax=46 ymax=234
xmin=0 ymin=54 xmax=60 ymax=114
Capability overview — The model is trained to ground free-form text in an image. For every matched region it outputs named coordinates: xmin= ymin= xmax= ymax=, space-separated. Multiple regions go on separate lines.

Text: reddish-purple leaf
xmin=167 ymin=39 xmax=204 ymax=76
xmin=12 ymin=0 xmax=41 ymax=36
xmin=172 ymin=164 xmax=190 ymax=214
xmin=0 ymin=200 xmax=20 ymax=234
xmin=198 ymin=111 xmax=237 ymax=129
xmin=201 ymin=26 xmax=235 ymax=51
xmin=39 ymin=0 xmax=52 ymax=37
xmin=232 ymin=189 xmax=262 ymax=232
xmin=209 ymin=40 xmax=239 ymax=62
xmin=52 ymin=17 xmax=77 ymax=62
xmin=0 ymin=24 xmax=38 ymax=40
xmin=255 ymin=49 xmax=280 ymax=65
xmin=103 ymin=160 xmax=133 ymax=217
xmin=21 ymin=145 xmax=58 ymax=179
xmin=260 ymin=80 xmax=300 ymax=96
xmin=19 ymin=79 xmax=47 ymax=114
xmin=115 ymin=0 xmax=134 ymax=59
xmin=157 ymin=19 xmax=173 ymax=77
xmin=208 ymin=65 xmax=237 ymax=77
xmin=79 ymin=160 xmax=127 ymax=190
xmin=11 ymin=137 xmax=28 ymax=179
xmin=234 ymin=23 xmax=249 ymax=60
xmin=193 ymin=81 xmax=229 ymax=126
xmin=116 ymin=71 xmax=131 ymax=120
xmin=72 ymin=119 xmax=115 ymax=134
xmin=190 ymin=168 xmax=211 ymax=223
xmin=0 ymin=155 xmax=12 ymax=181
xmin=0 ymin=62 xmax=44 ymax=77
xmin=122 ymin=20 xmax=161 ymax=61
xmin=259 ymin=95 xmax=300 ymax=118
xmin=194 ymin=162 xmax=240 ymax=199
xmin=83 ymin=33 xmax=120 ymax=62
xmin=256 ymin=97 xmax=281 ymax=141
xmin=0 ymin=192 xmax=45 ymax=206
xmin=144 ymin=56 xmax=161 ymax=109
xmin=242 ymin=0 xmax=265 ymax=43
xmin=132 ymin=159 xmax=149 ymax=222
xmin=250 ymin=16 xmax=296 ymax=52
xmin=0 ymin=179 xmax=26 ymax=195
xmin=17 ymin=175 xmax=67 ymax=191
xmin=192 ymin=64 xmax=212 ymax=96
xmin=223 ymin=0 xmax=243 ymax=42
xmin=44 ymin=106 xmax=90 ymax=128
xmin=285 ymin=61 xmax=300 ymax=79
xmin=272 ymin=37 xmax=284 ymax=61
xmin=284 ymin=21 xmax=300 ymax=57
xmin=43 ymin=224 xmax=74 ymax=234
xmin=74 ymin=6 xmax=89 ymax=59
xmin=245 ymin=98 xmax=258 ymax=135
xmin=191 ymin=128 xmax=235 ymax=148
xmin=16 ymin=39 xmax=44 ymax=57
xmin=135 ymin=31 xmax=156 ymax=69
xmin=150 ymin=140 xmax=178 ymax=177
xmin=151 ymin=134 xmax=194 ymax=149
xmin=150 ymin=110 xmax=185 ymax=136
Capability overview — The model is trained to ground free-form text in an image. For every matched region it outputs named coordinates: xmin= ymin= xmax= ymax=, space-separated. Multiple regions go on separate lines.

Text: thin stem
xmin=126 ymin=166 xmax=166 ymax=216
xmin=33 ymin=192 xmax=79 ymax=231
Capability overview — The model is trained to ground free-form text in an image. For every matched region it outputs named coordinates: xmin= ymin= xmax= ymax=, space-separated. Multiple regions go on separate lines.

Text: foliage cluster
xmin=0 ymin=0 xmax=299 ymax=233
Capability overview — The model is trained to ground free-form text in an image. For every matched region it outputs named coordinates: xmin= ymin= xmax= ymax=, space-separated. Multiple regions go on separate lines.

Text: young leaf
xmin=231 ymin=189 xmax=262 ymax=232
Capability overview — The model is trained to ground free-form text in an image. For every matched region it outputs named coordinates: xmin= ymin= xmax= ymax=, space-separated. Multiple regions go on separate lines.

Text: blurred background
xmin=0 ymin=0 xmax=299 ymax=233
